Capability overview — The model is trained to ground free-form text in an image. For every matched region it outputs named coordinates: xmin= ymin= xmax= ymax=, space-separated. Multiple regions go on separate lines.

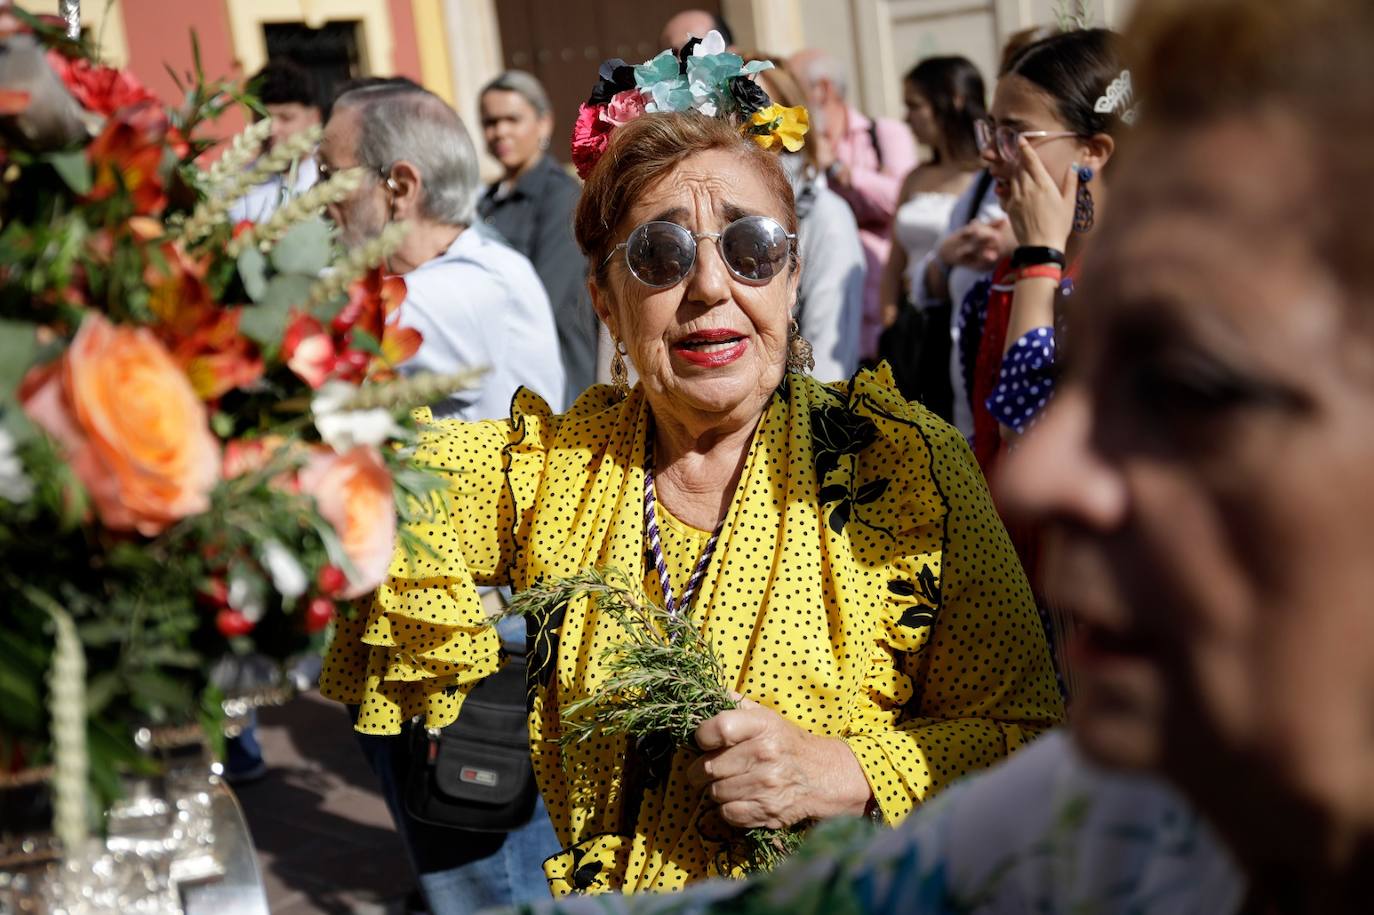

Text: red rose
xmin=571 ymin=103 xmax=613 ymax=179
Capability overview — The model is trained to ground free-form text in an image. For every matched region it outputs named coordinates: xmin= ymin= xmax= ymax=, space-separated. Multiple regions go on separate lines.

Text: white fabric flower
xmin=693 ymin=30 xmax=726 ymax=57
xmin=260 ymin=538 xmax=307 ymax=601
xmin=312 ymin=380 xmax=404 ymax=453
xmin=227 ymin=569 xmax=266 ymax=624
xmin=0 ymin=427 xmax=33 ymax=504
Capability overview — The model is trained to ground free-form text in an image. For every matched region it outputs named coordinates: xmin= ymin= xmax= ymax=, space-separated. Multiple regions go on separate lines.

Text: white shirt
xmin=228 ymin=156 xmax=319 ymax=225
xmin=398 ymin=227 xmax=566 ymax=421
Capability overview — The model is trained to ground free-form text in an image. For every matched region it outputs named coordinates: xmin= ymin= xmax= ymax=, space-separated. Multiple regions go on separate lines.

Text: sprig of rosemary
xmin=502 ymin=567 xmax=803 ymax=873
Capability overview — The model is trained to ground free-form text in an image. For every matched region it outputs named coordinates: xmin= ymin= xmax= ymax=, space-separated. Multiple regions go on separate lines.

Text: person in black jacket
xmin=478 ymin=71 xmax=597 ymax=399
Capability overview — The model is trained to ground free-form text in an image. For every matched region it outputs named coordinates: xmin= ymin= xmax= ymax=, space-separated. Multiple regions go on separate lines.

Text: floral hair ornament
xmin=570 ymin=30 xmax=809 ymax=178
xmin=1094 ymin=68 xmax=1139 ymax=125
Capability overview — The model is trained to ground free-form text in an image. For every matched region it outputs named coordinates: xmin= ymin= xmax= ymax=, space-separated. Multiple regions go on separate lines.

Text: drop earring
xmin=611 ymin=339 xmax=630 ymax=399
xmin=786 ymin=318 xmax=814 ymax=374
xmin=1073 ymin=165 xmax=1096 ymax=233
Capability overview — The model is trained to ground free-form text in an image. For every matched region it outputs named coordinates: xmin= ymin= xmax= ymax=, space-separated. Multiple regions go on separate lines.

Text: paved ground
xmin=234 ymin=691 xmax=414 ymax=914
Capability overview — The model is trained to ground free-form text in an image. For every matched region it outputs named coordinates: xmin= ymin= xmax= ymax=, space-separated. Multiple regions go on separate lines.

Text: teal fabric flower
xmin=634 ymin=50 xmax=681 ymax=88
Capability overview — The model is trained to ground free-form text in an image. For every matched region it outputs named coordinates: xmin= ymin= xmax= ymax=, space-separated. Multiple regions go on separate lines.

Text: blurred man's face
xmin=661 ymin=10 xmax=717 ymax=53
xmin=317 ymin=105 xmax=388 ymax=249
xmin=265 ymin=101 xmax=320 ymax=151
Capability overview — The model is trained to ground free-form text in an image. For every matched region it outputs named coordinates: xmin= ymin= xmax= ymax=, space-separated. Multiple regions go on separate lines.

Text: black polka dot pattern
xmin=320 ymin=366 xmax=1064 ymax=895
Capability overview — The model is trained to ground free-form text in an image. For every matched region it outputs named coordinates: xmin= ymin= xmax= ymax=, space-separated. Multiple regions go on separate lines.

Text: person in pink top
xmin=790 ymin=49 xmax=919 ymax=362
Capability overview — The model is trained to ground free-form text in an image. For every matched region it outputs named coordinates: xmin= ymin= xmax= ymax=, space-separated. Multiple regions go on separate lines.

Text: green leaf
xmin=261 ymin=273 xmax=315 ymax=312
xmin=45 ymin=150 xmax=92 ymax=195
xmin=237 ymin=244 xmax=269 ymax=302
xmin=0 ymin=319 xmax=39 ymax=396
xmin=348 ymin=327 xmax=383 ymax=357
xmin=238 ymin=273 xmax=312 ymax=353
xmin=127 ymin=669 xmax=195 ymax=712
xmin=268 ymin=217 xmax=332 ymax=276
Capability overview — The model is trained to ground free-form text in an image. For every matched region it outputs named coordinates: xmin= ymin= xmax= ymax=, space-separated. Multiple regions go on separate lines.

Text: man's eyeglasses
xmin=975 ymin=119 xmax=1080 ymax=164
xmin=317 ymin=161 xmax=392 ymax=186
xmin=602 ymin=215 xmax=796 ymax=289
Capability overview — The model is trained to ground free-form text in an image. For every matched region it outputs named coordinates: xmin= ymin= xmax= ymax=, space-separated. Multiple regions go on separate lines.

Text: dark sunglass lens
xmin=628 ymin=222 xmax=694 ymax=287
xmin=721 ymin=217 xmax=789 ymax=281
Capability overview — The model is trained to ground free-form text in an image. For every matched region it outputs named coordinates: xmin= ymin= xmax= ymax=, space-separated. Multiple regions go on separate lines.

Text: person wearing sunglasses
xmin=324 ymin=38 xmax=1063 ymax=899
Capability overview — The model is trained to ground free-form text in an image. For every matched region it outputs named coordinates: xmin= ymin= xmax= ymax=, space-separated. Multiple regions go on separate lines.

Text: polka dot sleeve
xmin=986 ymin=326 xmax=1056 ymax=434
xmin=841 ymin=405 xmax=1064 ymax=825
xmin=319 ymin=398 xmax=558 ymax=735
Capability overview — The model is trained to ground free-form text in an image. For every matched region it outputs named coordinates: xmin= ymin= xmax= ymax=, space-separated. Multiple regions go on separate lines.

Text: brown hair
xmin=574 ymin=111 xmax=797 ymax=284
xmin=1127 ymin=0 xmax=1374 ymax=291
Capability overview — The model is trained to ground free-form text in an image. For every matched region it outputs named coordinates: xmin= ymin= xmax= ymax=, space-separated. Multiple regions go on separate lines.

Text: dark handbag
xmin=404 ymin=652 xmax=538 ymax=833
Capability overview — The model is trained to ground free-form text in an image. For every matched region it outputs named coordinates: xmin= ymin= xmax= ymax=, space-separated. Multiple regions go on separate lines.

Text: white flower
xmin=0 ymin=427 xmax=33 ymax=504
xmin=312 ymin=380 xmax=405 ymax=453
xmin=227 ymin=570 xmax=266 ymax=624
xmin=693 ymin=30 xmax=726 ymax=57
xmin=260 ymin=539 xmax=307 ymax=601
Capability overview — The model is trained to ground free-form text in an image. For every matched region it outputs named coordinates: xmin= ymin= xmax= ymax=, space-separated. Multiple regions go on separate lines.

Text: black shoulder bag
xmin=404 ymin=651 xmax=538 ymax=833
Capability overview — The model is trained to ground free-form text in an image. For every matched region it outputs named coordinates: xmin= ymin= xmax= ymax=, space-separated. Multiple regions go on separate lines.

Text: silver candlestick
xmin=59 ymin=0 xmax=79 ymax=39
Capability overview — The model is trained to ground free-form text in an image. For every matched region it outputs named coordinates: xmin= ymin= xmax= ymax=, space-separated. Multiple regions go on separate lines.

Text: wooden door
xmin=495 ymin=0 xmax=723 ymax=163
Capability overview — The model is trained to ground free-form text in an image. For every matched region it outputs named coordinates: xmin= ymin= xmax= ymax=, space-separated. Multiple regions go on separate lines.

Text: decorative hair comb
xmin=570 ymin=30 xmax=809 ymax=179
xmin=1094 ymin=68 xmax=1139 ymax=125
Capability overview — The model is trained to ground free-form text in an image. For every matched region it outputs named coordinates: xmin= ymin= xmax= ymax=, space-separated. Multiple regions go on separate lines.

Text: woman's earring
xmin=611 ymin=339 xmax=630 ymax=399
xmin=786 ymin=318 xmax=814 ymax=374
xmin=1073 ymin=165 xmax=1096 ymax=233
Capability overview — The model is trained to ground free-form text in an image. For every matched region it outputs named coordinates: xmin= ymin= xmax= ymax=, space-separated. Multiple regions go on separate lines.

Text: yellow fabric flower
xmin=748 ymin=103 xmax=810 ymax=152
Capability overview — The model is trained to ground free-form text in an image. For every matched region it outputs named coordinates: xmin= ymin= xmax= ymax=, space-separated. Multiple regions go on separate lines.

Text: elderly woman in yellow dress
xmin=321 ymin=36 xmax=1062 ymax=897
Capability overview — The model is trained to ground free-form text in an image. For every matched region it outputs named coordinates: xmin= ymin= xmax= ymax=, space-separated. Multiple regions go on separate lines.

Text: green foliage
xmin=503 ymin=568 xmax=804 ymax=874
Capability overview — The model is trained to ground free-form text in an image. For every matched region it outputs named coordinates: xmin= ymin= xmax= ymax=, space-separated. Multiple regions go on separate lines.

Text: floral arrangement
xmin=0 ymin=7 xmax=464 ymax=830
xmin=570 ymin=30 xmax=809 ymax=178
xmin=504 ymin=568 xmax=804 ymax=873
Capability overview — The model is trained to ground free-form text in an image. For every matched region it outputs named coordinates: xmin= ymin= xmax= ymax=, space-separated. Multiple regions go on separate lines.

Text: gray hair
xmin=480 ymin=69 xmax=552 ymax=118
xmin=333 ymin=84 xmax=479 ymax=226
xmin=798 ymin=51 xmax=849 ymax=99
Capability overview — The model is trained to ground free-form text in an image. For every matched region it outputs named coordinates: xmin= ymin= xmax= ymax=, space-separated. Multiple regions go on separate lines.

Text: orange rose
xmin=298 ymin=445 xmax=395 ymax=599
xmin=20 ymin=313 xmax=221 ymax=536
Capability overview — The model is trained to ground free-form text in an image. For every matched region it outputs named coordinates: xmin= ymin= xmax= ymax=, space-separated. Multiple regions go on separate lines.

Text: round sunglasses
xmin=602 ymin=215 xmax=796 ymax=288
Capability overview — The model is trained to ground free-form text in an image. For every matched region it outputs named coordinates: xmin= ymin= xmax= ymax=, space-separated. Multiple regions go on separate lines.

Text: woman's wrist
xmin=806 ymin=735 xmax=874 ymax=819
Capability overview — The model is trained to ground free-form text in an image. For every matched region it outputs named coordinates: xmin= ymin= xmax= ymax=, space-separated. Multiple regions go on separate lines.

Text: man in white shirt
xmin=316 ymin=82 xmax=565 ymax=914
xmin=319 ymin=82 xmax=565 ymax=419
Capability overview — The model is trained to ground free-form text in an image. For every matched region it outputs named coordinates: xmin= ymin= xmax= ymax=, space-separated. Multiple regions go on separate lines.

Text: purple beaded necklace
xmin=642 ymin=449 xmax=724 ymax=623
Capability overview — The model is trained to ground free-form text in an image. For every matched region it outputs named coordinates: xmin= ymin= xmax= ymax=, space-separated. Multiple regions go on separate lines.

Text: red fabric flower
xmin=47 ymin=51 xmax=159 ymax=117
xmin=571 ymin=103 xmax=613 ymax=179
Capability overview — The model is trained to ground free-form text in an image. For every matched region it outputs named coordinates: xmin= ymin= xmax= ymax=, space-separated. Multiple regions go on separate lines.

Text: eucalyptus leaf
xmin=238 ymin=274 xmax=314 ymax=353
xmin=268 ymin=217 xmax=332 ymax=276
xmin=237 ymin=244 xmax=269 ymax=303
xmin=45 ymin=149 xmax=92 ymax=194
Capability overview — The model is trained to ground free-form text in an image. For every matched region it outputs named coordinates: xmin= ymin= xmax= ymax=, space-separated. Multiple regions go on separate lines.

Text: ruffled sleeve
xmin=837 ymin=369 xmax=1065 ymax=823
xmin=319 ymin=391 xmax=561 ymax=735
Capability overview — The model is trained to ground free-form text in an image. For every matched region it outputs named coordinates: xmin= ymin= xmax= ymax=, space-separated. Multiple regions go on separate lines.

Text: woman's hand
xmin=937 ymin=219 xmax=1012 ymax=273
xmin=1007 ymin=137 xmax=1078 ymax=250
xmin=687 ymin=698 xmax=873 ymax=830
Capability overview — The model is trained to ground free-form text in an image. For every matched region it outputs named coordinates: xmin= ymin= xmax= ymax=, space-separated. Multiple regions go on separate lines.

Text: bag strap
xmin=867 ymin=120 xmax=884 ymax=171
xmin=964 ymin=169 xmax=995 ymax=226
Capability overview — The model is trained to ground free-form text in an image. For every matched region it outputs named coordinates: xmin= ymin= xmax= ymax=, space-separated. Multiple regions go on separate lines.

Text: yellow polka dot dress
xmin=321 ymin=365 xmax=1064 ymax=895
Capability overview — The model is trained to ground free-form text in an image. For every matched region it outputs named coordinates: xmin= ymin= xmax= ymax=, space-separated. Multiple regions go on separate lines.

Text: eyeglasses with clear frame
xmin=601 ymin=215 xmax=796 ymax=289
xmin=974 ymin=119 xmax=1080 ymax=164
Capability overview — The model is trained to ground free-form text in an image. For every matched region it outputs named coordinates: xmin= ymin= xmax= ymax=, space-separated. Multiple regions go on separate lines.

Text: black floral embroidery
xmin=891 ymin=564 xmax=941 ymax=630
xmin=811 ymin=402 xmax=891 ymax=537
xmin=525 ymin=577 xmax=566 ymax=711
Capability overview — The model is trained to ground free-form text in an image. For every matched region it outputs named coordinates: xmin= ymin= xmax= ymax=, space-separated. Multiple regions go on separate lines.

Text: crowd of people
xmin=229 ymin=1 xmax=1374 ymax=912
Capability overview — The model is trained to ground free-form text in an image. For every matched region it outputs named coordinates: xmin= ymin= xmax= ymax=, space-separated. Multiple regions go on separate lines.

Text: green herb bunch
xmin=504 ymin=567 xmax=804 ymax=873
